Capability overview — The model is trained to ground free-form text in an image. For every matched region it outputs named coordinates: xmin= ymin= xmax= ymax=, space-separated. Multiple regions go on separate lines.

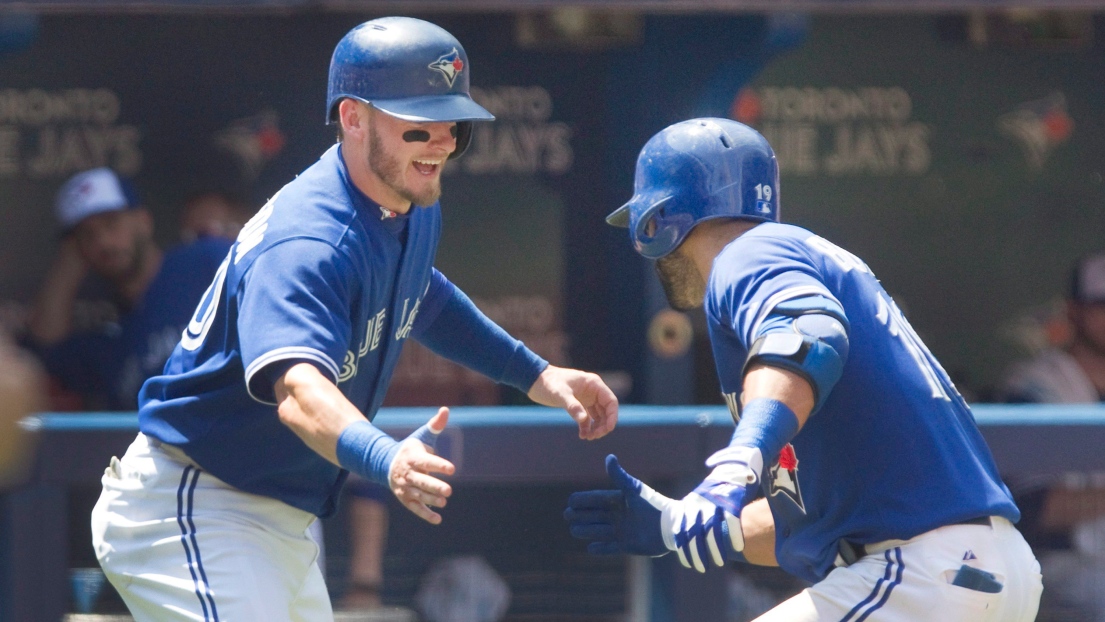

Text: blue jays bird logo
xmin=768 ymin=444 xmax=806 ymax=514
xmin=428 ymin=48 xmax=464 ymax=88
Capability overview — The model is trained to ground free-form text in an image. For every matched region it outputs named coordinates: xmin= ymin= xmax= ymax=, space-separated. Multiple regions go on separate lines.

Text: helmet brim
xmin=605 ymin=204 xmax=630 ymax=228
xmin=372 ymin=93 xmax=495 ymax=123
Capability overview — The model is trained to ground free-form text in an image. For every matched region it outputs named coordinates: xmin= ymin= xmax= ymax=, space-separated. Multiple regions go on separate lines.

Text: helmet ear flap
xmin=449 ymin=121 xmax=473 ymax=160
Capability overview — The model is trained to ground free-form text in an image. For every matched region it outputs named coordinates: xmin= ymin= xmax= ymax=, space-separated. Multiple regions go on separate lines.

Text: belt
xmin=835 ymin=516 xmax=992 ymax=568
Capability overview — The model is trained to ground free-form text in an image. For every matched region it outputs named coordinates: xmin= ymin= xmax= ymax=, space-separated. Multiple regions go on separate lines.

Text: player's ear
xmin=338 ymin=99 xmax=368 ymax=140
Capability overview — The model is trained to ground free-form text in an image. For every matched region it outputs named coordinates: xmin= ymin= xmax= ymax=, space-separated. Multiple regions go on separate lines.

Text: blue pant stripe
xmin=839 ymin=548 xmax=896 ymax=622
xmin=855 ymin=547 xmax=905 ymax=622
xmin=185 ymin=467 xmax=220 ymax=621
xmin=176 ymin=466 xmax=211 ymax=622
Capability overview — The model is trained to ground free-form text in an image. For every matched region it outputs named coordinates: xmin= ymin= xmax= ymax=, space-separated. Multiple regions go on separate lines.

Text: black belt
xmin=836 ymin=516 xmax=992 ymax=567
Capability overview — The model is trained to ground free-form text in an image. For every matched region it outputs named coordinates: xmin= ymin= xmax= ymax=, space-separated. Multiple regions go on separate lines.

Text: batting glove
xmin=564 ymin=455 xmax=681 ymax=558
xmin=672 ymin=446 xmax=763 ymax=573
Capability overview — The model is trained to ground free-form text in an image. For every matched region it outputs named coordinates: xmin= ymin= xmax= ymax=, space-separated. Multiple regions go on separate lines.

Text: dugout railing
xmin=2 ymin=405 xmax=1103 ymax=621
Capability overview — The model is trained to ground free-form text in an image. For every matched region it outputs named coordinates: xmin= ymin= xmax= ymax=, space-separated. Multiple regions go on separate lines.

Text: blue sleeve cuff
xmin=730 ymin=398 xmax=800 ymax=473
xmin=414 ymin=285 xmax=549 ymax=393
xmin=336 ymin=420 xmax=401 ymax=487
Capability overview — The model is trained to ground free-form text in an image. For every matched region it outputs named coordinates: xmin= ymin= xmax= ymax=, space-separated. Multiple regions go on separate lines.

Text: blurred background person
xmin=999 ymin=250 xmax=1105 ymax=620
xmin=0 ymin=327 xmax=44 ymax=489
xmin=25 ymin=167 xmax=232 ymax=411
xmin=20 ymin=167 xmax=235 ymax=610
xmin=1000 ymin=251 xmax=1105 ymax=404
xmin=178 ymin=190 xmax=252 ymax=243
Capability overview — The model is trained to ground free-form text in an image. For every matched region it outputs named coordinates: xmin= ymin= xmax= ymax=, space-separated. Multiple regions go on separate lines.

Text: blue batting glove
xmin=672 ymin=446 xmax=764 ymax=572
xmin=564 ymin=455 xmax=677 ymax=557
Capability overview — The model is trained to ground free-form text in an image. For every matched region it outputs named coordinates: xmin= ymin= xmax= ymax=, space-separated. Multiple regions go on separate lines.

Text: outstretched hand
xmin=564 ymin=455 xmax=674 ymax=557
xmin=566 ymin=454 xmax=750 ymax=573
xmin=388 ymin=407 xmax=455 ymax=525
xmin=528 ymin=365 xmax=618 ymax=440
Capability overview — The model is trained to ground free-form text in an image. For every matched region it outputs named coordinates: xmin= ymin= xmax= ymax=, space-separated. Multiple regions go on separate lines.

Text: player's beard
xmin=368 ymin=117 xmax=442 ymax=208
xmin=655 ymin=250 xmax=705 ymax=311
xmin=90 ymin=228 xmax=149 ymax=285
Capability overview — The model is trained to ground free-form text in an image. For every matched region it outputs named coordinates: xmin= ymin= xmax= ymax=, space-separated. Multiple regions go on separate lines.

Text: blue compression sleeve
xmin=336 ymin=421 xmax=401 ymax=487
xmin=414 ymin=284 xmax=549 ymax=393
xmin=730 ymin=398 xmax=800 ymax=472
xmin=410 ymin=269 xmax=454 ymax=335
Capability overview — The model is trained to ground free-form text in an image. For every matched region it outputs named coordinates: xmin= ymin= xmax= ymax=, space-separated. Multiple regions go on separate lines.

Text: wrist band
xmin=336 ymin=420 xmax=400 ymax=487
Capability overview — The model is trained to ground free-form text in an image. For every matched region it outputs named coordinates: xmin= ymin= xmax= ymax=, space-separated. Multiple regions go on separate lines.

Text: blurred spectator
xmin=998 ymin=251 xmax=1105 ymax=619
xmin=179 ymin=191 xmax=252 ymax=243
xmin=0 ymin=328 xmax=44 ymax=489
xmin=25 ymin=167 xmax=232 ymax=410
xmin=1000 ymin=251 xmax=1105 ymax=403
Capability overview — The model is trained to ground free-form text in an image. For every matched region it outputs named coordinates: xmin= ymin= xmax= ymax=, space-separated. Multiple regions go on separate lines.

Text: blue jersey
xmin=138 ymin=145 xmax=448 ymax=517
xmin=43 ymin=237 xmax=232 ymax=410
xmin=705 ymin=223 xmax=1018 ymax=583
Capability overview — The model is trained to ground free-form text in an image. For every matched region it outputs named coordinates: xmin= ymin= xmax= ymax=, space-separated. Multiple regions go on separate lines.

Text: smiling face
xmin=340 ymin=100 xmax=457 ymax=213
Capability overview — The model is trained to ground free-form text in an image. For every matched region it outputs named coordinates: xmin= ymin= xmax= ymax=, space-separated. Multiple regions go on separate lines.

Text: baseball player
xmin=564 ymin=118 xmax=1042 ymax=620
xmin=91 ymin=17 xmax=617 ymax=621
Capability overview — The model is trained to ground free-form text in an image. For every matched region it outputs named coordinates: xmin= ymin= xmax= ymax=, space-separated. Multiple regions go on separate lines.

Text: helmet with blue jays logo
xmin=326 ymin=16 xmax=494 ymax=159
xmin=606 ymin=118 xmax=780 ymax=259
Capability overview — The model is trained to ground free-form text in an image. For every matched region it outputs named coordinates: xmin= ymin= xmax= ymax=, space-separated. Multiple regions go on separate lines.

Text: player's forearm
xmin=737 ymin=498 xmax=778 ymax=566
xmin=274 ymin=362 xmax=367 ymax=464
xmin=741 ymin=364 xmax=815 ymax=426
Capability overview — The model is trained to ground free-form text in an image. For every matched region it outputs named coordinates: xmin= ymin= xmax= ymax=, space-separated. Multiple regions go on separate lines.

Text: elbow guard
xmin=744 ymin=297 xmax=849 ymax=411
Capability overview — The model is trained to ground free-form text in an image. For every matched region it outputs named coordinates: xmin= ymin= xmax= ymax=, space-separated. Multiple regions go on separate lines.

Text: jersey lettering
xmin=394 ymin=297 xmax=422 ymax=341
xmin=807 ymin=235 xmax=871 ymax=275
xmin=359 ymin=309 xmax=387 ymax=357
xmin=234 ymin=191 xmax=278 ymax=265
xmin=181 ymin=254 xmax=230 ymax=352
xmin=340 ymin=307 xmax=389 ymax=384
xmin=875 ymin=294 xmax=951 ymax=401
xmin=338 ymin=350 xmax=357 ymax=383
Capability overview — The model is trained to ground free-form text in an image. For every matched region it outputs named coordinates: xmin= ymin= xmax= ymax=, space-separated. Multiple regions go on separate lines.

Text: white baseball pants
xmin=91 ymin=434 xmax=333 ymax=622
xmin=755 ymin=517 xmax=1042 ymax=621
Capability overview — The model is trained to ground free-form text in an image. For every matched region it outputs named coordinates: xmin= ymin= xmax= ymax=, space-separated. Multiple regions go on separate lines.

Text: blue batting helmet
xmin=606 ymin=118 xmax=780 ymax=259
xmin=327 ymin=16 xmax=494 ymax=159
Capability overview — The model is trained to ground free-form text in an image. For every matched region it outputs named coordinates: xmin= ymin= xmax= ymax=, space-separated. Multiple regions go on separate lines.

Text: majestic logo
xmin=963 ymin=550 xmax=978 ymax=561
xmin=428 ymin=48 xmax=465 ymax=88
xmin=998 ymin=92 xmax=1073 ymax=170
xmin=768 ymin=444 xmax=806 ymax=513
